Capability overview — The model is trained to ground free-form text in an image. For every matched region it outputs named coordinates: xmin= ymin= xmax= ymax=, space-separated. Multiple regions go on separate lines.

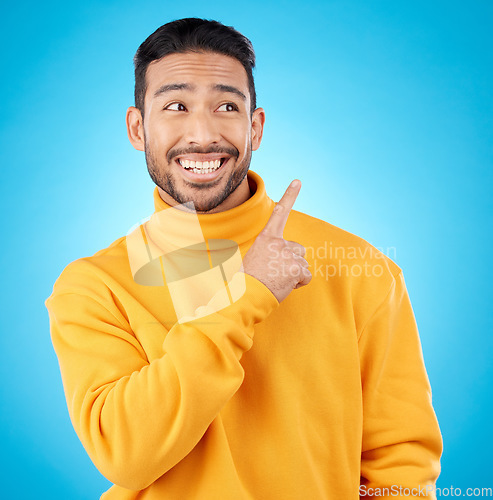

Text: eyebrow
xmin=212 ymin=84 xmax=246 ymax=101
xmin=153 ymin=82 xmax=246 ymax=101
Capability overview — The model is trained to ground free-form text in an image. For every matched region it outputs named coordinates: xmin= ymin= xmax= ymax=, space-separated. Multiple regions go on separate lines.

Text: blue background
xmin=1 ymin=0 xmax=491 ymax=497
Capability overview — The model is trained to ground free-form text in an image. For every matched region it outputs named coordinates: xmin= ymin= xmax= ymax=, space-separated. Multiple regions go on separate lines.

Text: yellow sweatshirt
xmin=45 ymin=170 xmax=442 ymax=499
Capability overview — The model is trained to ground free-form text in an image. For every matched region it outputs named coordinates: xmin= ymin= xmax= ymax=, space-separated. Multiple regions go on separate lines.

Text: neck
xmin=152 ymin=170 xmax=274 ymax=246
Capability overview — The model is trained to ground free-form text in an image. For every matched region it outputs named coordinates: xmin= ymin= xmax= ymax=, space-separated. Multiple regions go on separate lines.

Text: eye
xmin=217 ymin=103 xmax=239 ymax=112
xmin=164 ymin=102 xmax=186 ymax=111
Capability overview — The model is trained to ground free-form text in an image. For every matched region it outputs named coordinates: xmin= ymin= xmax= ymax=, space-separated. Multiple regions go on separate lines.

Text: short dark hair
xmin=133 ymin=18 xmax=257 ymax=117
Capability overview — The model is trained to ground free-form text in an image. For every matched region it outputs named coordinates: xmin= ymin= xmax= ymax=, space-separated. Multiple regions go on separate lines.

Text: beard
xmin=144 ymin=140 xmax=252 ymax=213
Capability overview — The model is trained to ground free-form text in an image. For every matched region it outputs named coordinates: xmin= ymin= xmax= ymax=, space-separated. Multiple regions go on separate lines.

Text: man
xmin=45 ymin=18 xmax=442 ymax=499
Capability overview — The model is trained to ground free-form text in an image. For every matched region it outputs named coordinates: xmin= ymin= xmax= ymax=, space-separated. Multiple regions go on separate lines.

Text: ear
xmin=126 ymin=106 xmax=145 ymax=151
xmin=251 ymin=107 xmax=265 ymax=151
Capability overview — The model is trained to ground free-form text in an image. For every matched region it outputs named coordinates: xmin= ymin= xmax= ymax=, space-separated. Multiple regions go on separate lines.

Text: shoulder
xmin=46 ymin=235 xmax=130 ymax=303
xmin=286 ymin=209 xmax=405 ymax=332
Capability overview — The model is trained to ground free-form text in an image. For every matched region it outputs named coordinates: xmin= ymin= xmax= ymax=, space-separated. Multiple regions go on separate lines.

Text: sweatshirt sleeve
xmin=45 ymin=270 xmax=278 ymax=491
xmin=358 ymin=271 xmax=443 ymax=499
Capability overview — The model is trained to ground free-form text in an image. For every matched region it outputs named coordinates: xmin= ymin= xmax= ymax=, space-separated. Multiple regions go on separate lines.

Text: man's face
xmin=127 ymin=51 xmax=265 ymax=213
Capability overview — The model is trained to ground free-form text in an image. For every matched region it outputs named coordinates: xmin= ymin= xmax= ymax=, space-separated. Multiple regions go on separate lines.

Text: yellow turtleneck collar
xmin=152 ymin=170 xmax=275 ymax=246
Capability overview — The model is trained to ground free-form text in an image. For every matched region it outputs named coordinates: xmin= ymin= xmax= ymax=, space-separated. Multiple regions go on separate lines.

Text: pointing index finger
xmin=262 ymin=179 xmax=301 ymax=237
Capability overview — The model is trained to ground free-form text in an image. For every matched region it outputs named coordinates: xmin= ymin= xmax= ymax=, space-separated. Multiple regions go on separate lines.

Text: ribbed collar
xmin=152 ymin=170 xmax=274 ymax=247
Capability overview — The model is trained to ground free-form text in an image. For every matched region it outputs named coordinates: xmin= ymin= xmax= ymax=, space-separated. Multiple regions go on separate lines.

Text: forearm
xmin=48 ymin=272 xmax=278 ymax=490
xmin=359 ymin=271 xmax=442 ymax=496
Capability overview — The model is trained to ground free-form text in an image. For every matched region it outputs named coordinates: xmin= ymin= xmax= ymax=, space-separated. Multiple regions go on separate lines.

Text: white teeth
xmin=179 ymin=158 xmax=223 ymax=173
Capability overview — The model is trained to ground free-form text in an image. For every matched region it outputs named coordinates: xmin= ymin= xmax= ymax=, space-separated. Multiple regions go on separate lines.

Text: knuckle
xmin=291 ymin=262 xmax=302 ymax=274
xmin=273 ymin=204 xmax=285 ymax=215
xmin=281 ymin=246 xmax=292 ymax=258
xmin=287 ymin=241 xmax=305 ymax=256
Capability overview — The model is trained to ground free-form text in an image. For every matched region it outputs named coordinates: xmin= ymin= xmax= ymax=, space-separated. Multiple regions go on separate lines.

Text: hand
xmin=242 ymin=180 xmax=312 ymax=302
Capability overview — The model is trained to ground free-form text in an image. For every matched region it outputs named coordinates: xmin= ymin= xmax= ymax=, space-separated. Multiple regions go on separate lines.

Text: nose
xmin=184 ymin=109 xmax=221 ymax=147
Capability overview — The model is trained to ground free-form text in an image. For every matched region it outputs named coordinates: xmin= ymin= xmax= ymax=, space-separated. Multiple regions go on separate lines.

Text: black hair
xmin=133 ymin=18 xmax=256 ymax=117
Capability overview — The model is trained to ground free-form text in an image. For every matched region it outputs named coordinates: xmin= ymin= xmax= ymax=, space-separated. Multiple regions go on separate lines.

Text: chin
xmin=149 ymin=155 xmax=250 ymax=213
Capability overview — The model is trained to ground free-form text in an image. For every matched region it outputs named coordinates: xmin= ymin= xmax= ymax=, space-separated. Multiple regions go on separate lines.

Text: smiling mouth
xmin=177 ymin=158 xmax=228 ymax=174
